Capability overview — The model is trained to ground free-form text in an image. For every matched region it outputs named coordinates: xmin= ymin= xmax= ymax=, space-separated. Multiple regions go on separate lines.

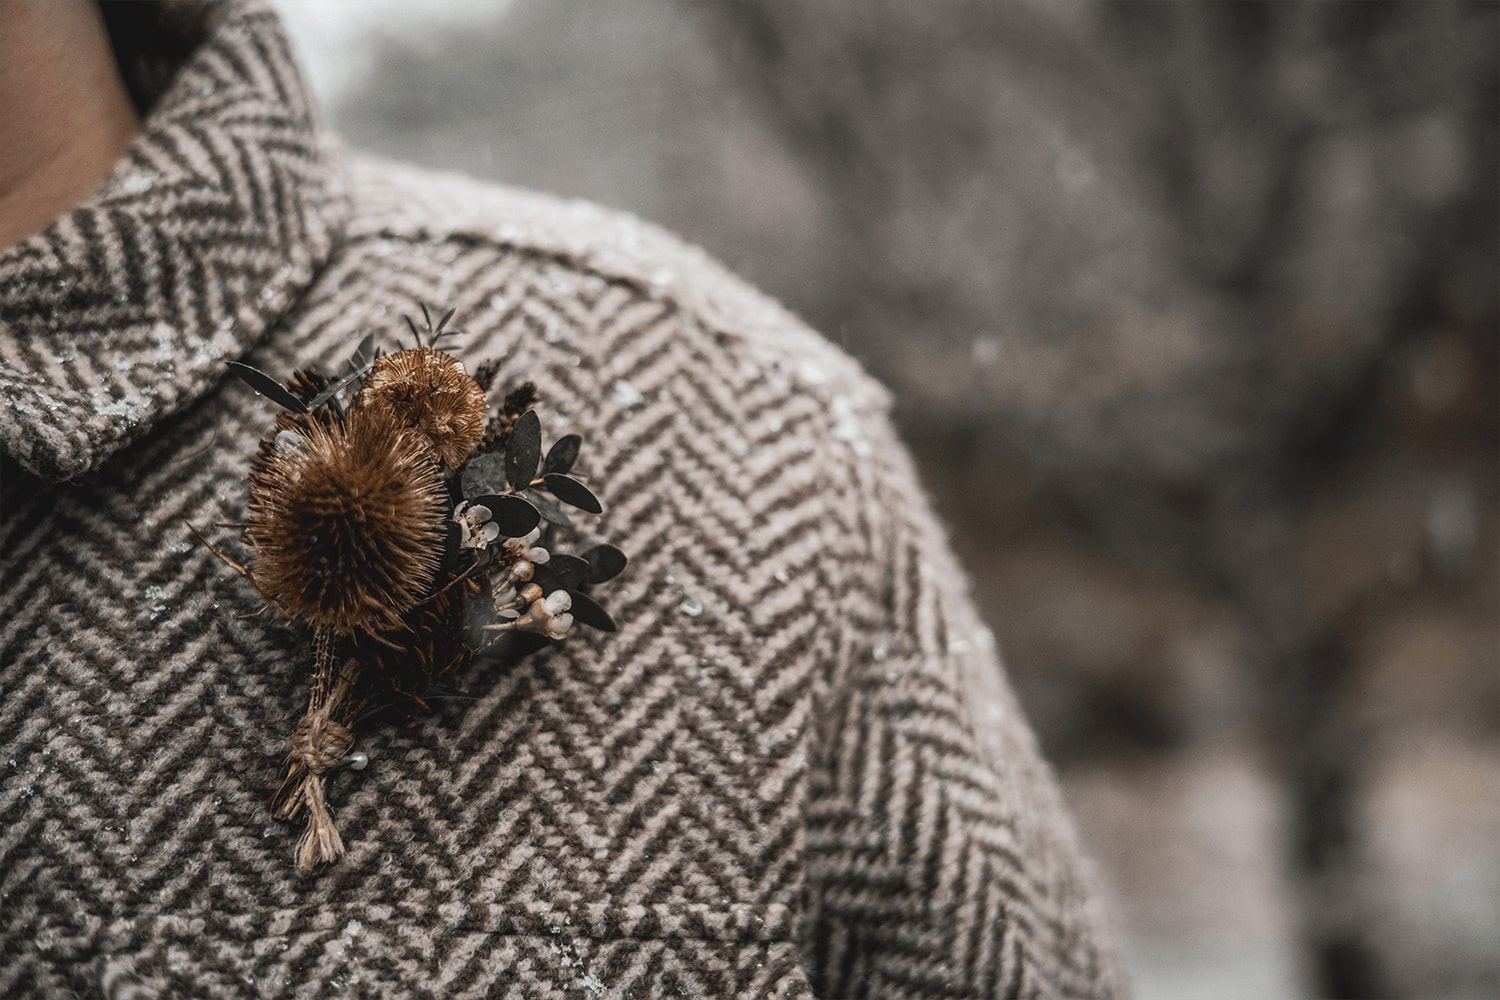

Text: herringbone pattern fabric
xmin=0 ymin=3 xmax=1126 ymax=997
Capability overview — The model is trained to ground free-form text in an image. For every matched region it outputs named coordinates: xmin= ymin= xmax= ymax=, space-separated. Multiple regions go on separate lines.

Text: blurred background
xmin=272 ymin=2 xmax=1499 ymax=997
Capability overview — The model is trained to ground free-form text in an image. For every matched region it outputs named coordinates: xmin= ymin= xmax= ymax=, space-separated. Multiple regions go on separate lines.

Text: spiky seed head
xmin=357 ymin=347 xmax=487 ymax=468
xmin=245 ymin=406 xmax=449 ymax=634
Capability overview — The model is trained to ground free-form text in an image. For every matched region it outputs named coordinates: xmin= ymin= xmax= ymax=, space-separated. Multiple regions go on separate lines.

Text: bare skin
xmin=0 ymin=0 xmax=139 ymax=246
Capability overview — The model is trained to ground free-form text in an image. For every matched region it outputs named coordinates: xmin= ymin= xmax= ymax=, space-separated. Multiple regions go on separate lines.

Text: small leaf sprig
xmin=193 ymin=306 xmax=625 ymax=871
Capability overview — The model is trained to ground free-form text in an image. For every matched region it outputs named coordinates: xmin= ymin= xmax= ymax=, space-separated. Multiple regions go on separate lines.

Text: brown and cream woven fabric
xmin=0 ymin=3 xmax=1127 ymax=997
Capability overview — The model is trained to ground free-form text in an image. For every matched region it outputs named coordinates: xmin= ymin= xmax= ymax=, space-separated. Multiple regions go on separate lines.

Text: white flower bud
xmin=454 ymin=501 xmax=497 ymax=550
xmin=546 ymin=613 xmax=574 ymax=639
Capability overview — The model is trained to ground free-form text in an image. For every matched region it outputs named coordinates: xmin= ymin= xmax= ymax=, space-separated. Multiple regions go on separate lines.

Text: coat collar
xmin=0 ymin=0 xmax=346 ymax=482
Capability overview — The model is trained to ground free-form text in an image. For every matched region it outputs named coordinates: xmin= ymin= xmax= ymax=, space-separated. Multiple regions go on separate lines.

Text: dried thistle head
xmin=356 ymin=347 xmax=487 ymax=468
xmin=245 ymin=406 xmax=450 ymax=634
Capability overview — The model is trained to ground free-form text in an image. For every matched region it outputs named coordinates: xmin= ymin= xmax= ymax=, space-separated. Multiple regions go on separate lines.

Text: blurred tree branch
xmin=693 ymin=2 xmax=1498 ymax=996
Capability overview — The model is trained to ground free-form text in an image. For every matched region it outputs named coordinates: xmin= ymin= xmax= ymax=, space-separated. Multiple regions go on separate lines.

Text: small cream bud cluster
xmin=488 ymin=528 xmax=551 ymax=613
xmin=453 ymin=501 xmax=499 ymax=549
xmin=484 ymin=583 xmax=574 ymax=639
xmin=499 ymin=528 xmax=550 ymax=582
xmin=530 ymin=587 xmax=574 ymax=639
xmin=476 ymin=528 xmax=572 ymax=639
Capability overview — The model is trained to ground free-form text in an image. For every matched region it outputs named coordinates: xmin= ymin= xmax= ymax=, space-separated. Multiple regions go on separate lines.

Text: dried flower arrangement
xmin=192 ymin=307 xmax=625 ymax=871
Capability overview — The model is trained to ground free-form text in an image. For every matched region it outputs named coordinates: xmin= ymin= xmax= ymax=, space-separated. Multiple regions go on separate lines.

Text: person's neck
xmin=0 ymin=0 xmax=140 ymax=247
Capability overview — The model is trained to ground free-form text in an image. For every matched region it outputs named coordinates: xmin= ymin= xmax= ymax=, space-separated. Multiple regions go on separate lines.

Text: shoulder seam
xmin=340 ymin=154 xmax=892 ymax=415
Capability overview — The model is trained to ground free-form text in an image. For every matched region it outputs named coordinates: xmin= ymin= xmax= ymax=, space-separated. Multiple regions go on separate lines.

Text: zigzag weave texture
xmin=0 ymin=2 xmax=1128 ymax=996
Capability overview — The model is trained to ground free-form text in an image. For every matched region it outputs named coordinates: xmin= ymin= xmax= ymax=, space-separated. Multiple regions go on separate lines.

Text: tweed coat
xmin=0 ymin=3 xmax=1126 ymax=997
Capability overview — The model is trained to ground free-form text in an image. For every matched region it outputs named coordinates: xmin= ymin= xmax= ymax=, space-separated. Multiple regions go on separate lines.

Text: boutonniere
xmin=192 ymin=307 xmax=625 ymax=871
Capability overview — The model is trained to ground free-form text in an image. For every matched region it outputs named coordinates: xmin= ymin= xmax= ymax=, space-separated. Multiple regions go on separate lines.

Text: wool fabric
xmin=0 ymin=3 xmax=1128 ymax=996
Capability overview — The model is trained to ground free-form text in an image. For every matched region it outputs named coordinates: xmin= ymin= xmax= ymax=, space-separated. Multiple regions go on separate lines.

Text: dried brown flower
xmin=357 ymin=347 xmax=487 ymax=468
xmin=245 ymin=406 xmax=449 ymax=634
xmin=202 ymin=315 xmax=628 ymax=871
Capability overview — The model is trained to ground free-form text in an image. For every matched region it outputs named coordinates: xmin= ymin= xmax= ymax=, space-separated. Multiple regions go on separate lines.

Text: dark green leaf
xmin=462 ymin=453 xmax=507 ymax=498
xmin=534 ymin=554 xmax=590 ymax=592
xmin=306 ymin=363 xmax=373 ymax=411
xmin=543 ymin=434 xmax=582 ymax=475
xmin=521 ymin=489 xmax=574 ymax=529
xmin=471 ymin=494 xmax=540 ymax=537
xmin=505 ymin=410 xmax=542 ymax=489
xmin=543 ymin=473 xmax=602 ymax=514
xmin=567 ymin=591 xmax=617 ymax=632
xmin=346 ymin=333 xmax=376 ymax=373
xmin=583 ymin=544 xmax=628 ymax=583
xmin=227 ymin=362 xmax=306 ymax=412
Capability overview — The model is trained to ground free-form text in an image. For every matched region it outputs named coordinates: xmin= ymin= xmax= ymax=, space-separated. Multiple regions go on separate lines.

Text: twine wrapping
xmin=269 ymin=628 xmax=363 ymax=871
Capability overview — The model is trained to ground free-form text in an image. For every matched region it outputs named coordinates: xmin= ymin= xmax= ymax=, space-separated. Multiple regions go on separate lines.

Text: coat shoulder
xmin=341 ymin=152 xmax=891 ymax=418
